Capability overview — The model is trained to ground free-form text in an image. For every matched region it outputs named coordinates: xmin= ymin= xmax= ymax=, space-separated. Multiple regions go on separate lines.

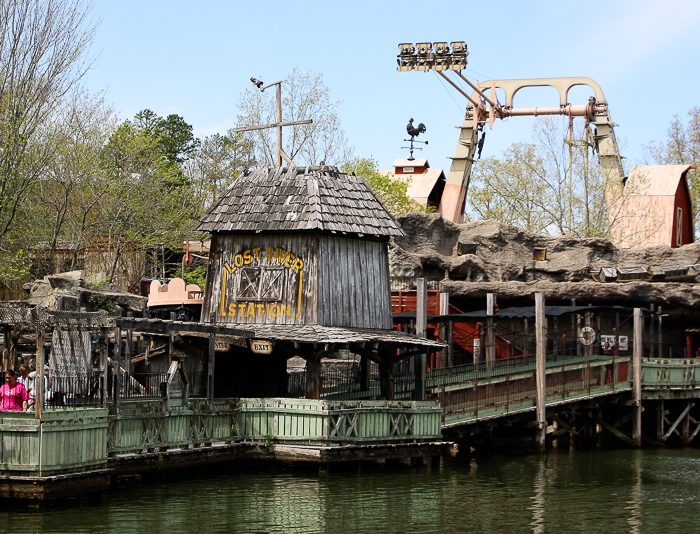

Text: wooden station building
xmin=196 ymin=165 xmax=441 ymax=399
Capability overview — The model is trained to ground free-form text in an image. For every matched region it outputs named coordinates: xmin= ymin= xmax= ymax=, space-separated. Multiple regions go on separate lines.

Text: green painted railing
xmin=107 ymin=398 xmax=443 ymax=456
xmin=0 ymin=409 xmax=108 ymax=477
xmin=436 ymin=355 xmax=632 ymax=427
xmin=642 ymin=358 xmax=700 ymax=389
xmin=0 ymin=398 xmax=441 ymax=478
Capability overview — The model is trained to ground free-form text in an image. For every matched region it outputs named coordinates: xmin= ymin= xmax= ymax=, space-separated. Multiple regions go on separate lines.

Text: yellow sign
xmin=250 ymin=340 xmax=273 ymax=354
xmin=219 ymin=245 xmax=304 ymax=319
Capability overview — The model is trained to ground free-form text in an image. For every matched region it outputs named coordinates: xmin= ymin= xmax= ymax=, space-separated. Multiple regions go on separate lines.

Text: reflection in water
xmin=626 ymin=449 xmax=643 ymax=534
xmin=529 ymin=457 xmax=546 ymax=534
xmin=1 ymin=449 xmax=700 ymax=533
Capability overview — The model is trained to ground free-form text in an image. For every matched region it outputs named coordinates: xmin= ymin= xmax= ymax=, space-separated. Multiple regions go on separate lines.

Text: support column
xmin=306 ymin=354 xmax=321 ymax=400
xmin=379 ymin=359 xmax=394 ymax=400
xmin=658 ymin=306 xmax=663 ymax=358
xmin=535 ymin=293 xmax=547 ymax=453
xmin=207 ymin=334 xmax=216 ymax=409
xmin=2 ymin=326 xmax=10 ymax=371
xmin=34 ymin=325 xmax=45 ymax=420
xmin=415 ymin=278 xmax=427 ymax=401
xmin=360 ymin=355 xmax=370 ymax=392
xmin=656 ymin=400 xmax=665 ymax=443
xmin=100 ymin=327 xmax=108 ymax=408
xmin=632 ymin=308 xmax=643 ymax=447
xmin=486 ymin=293 xmax=496 ymax=371
xmin=114 ymin=308 xmax=123 ymax=408
xmin=439 ymin=293 xmax=449 ymax=369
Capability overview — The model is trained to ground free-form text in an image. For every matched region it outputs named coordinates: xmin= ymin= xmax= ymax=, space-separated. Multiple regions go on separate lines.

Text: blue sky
xmin=85 ymin=0 xmax=700 ymax=172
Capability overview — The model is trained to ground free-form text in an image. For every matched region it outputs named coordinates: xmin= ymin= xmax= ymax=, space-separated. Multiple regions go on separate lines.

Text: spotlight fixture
xmin=396 ymin=41 xmax=468 ymax=72
xmin=250 ymin=77 xmax=264 ymax=90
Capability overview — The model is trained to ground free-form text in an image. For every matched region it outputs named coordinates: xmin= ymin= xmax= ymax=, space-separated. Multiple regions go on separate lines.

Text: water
xmin=2 ymin=448 xmax=700 ymax=534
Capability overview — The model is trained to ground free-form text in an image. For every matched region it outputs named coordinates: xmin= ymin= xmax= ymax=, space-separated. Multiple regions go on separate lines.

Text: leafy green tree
xmin=134 ymin=109 xmax=199 ymax=165
xmin=341 ymin=157 xmax=428 ymax=216
xmin=97 ymin=121 xmax=199 ymax=283
xmin=237 ymin=68 xmax=353 ymax=167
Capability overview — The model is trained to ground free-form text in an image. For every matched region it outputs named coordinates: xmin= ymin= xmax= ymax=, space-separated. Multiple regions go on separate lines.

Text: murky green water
xmin=2 ymin=448 xmax=699 ymax=533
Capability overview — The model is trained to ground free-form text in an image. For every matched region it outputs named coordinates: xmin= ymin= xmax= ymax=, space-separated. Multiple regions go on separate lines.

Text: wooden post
xmin=682 ymin=400 xmax=691 ymax=446
xmin=125 ymin=312 xmax=133 ymax=378
xmin=649 ymin=304 xmax=656 ymax=358
xmin=35 ymin=326 xmax=45 ymax=420
xmin=208 ymin=334 xmax=216 ymax=409
xmin=486 ymin=293 xmax=496 ymax=371
xmin=2 ymin=326 xmax=10 ymax=370
xmin=523 ymin=318 xmax=529 ymax=364
xmin=360 ymin=355 xmax=370 ymax=392
xmin=553 ymin=317 xmax=559 ymax=359
xmin=447 ymin=320 xmax=454 ymax=369
xmin=114 ymin=307 xmax=123 ymax=408
xmin=415 ymin=278 xmax=427 ymax=401
xmin=632 ymin=308 xmax=643 ymax=447
xmin=439 ymin=293 xmax=449 ymax=369
xmin=656 ymin=400 xmax=665 ymax=442
xmin=100 ymin=327 xmax=108 ymax=408
xmin=535 ymin=293 xmax=546 ymax=453
xmin=306 ymin=354 xmax=321 ymax=400
xmin=657 ymin=306 xmax=663 ymax=358
xmin=379 ymin=359 xmax=394 ymax=400
xmin=613 ymin=312 xmax=621 ymax=383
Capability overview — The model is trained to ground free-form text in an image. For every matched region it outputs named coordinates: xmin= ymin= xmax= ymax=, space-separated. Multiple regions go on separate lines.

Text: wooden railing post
xmin=35 ymin=325 xmax=45 ymax=420
xmin=114 ymin=307 xmax=122 ymax=408
xmin=486 ymin=294 xmax=496 ymax=372
xmin=207 ymin=334 xmax=215 ymax=410
xmin=535 ymin=293 xmax=546 ymax=453
xmin=439 ymin=292 xmax=449 ymax=369
xmin=632 ymin=308 xmax=643 ymax=447
xmin=415 ymin=278 xmax=427 ymax=401
xmin=100 ymin=327 xmax=108 ymax=408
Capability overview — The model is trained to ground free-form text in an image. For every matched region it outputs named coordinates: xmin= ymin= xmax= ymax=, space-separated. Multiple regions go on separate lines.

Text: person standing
xmin=0 ymin=370 xmax=29 ymax=411
xmin=17 ymin=364 xmax=36 ymax=409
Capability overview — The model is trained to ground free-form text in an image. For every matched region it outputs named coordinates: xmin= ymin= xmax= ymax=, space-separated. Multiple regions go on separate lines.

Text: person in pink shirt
xmin=0 ymin=370 xmax=29 ymax=411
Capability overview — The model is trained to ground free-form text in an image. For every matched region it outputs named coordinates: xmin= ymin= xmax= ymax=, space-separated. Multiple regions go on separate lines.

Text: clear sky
xmin=84 ymin=0 xmax=700 ymax=172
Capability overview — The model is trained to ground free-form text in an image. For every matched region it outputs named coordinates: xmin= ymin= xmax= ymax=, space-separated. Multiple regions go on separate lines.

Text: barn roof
xmin=379 ymin=168 xmax=445 ymax=205
xmin=196 ymin=166 xmax=404 ymax=238
xmin=609 ymin=164 xmax=693 ymax=248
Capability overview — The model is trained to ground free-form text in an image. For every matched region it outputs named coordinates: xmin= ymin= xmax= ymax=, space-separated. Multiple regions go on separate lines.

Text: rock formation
xmin=390 ymin=213 xmax=700 ymax=320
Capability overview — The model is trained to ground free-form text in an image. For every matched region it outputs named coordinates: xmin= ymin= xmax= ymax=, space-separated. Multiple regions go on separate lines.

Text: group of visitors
xmin=0 ymin=365 xmax=53 ymax=412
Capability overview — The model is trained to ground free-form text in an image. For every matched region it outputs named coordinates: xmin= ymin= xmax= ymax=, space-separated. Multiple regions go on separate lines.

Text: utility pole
xmin=230 ymin=78 xmax=313 ymax=167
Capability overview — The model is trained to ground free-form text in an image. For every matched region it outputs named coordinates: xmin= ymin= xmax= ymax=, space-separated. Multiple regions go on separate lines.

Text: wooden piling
xmin=535 ymin=293 xmax=546 ymax=453
xmin=632 ymin=308 xmax=643 ymax=447
xmin=415 ymin=278 xmax=427 ymax=401
xmin=486 ymin=294 xmax=496 ymax=371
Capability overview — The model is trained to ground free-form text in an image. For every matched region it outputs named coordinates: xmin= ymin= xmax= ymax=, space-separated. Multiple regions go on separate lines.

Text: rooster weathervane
xmin=402 ymin=118 xmax=428 ymax=160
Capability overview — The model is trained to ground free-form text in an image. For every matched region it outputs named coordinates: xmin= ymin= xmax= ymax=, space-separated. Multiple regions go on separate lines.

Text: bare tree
xmin=236 ymin=68 xmax=353 ymax=167
xmin=0 ymin=0 xmax=96 ymax=254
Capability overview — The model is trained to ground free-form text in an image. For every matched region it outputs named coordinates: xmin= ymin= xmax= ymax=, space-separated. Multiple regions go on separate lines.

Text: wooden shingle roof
xmin=196 ymin=166 xmax=404 ymax=238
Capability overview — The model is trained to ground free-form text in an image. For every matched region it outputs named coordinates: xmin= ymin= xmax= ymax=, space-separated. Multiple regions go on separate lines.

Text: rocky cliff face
xmin=390 ymin=213 xmax=700 ymax=319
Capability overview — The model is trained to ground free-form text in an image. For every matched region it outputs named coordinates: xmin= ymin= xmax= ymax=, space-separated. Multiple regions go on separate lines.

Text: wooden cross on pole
xmin=230 ymin=79 xmax=313 ymax=167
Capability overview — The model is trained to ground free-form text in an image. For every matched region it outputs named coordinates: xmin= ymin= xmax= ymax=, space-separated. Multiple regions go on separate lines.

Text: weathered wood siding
xmin=317 ymin=235 xmax=392 ymax=329
xmin=202 ymin=233 xmax=318 ymax=325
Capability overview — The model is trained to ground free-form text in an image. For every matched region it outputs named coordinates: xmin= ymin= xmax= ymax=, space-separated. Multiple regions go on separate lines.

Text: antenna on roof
xmin=402 ymin=118 xmax=428 ymax=161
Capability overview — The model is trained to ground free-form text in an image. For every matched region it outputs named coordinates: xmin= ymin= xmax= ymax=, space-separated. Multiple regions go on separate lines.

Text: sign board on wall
xmin=250 ymin=340 xmax=273 ymax=354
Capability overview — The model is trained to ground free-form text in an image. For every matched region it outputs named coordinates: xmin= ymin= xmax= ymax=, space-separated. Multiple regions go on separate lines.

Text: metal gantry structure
xmin=397 ymin=42 xmax=626 ymax=224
